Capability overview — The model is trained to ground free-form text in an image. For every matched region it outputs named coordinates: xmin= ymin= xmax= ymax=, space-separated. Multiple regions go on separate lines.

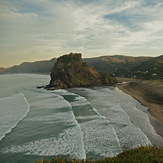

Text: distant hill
xmin=1 ymin=58 xmax=56 ymax=74
xmin=130 ymin=55 xmax=163 ymax=79
xmin=1 ymin=55 xmax=162 ymax=79
xmin=0 ymin=67 xmax=6 ymax=73
xmin=83 ymin=55 xmax=152 ymax=77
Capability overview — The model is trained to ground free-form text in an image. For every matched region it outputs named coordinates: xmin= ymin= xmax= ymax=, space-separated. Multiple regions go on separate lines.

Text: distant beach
xmin=118 ymin=81 xmax=163 ymax=138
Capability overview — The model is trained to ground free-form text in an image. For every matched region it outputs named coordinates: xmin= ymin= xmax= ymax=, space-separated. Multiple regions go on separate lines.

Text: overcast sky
xmin=0 ymin=0 xmax=163 ymax=67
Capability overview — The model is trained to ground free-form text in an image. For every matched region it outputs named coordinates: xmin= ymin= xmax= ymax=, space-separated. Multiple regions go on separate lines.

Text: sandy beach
xmin=118 ymin=81 xmax=163 ymax=137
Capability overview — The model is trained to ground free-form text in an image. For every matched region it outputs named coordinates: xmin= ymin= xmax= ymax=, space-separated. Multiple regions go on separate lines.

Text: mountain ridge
xmin=0 ymin=58 xmax=56 ymax=74
xmin=1 ymin=54 xmax=162 ymax=79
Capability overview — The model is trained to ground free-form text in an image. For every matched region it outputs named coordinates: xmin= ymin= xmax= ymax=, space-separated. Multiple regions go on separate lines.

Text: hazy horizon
xmin=0 ymin=0 xmax=163 ymax=67
xmin=1 ymin=53 xmax=162 ymax=68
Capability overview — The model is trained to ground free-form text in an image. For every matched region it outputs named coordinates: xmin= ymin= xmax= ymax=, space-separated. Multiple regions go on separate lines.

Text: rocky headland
xmin=46 ymin=53 xmax=117 ymax=89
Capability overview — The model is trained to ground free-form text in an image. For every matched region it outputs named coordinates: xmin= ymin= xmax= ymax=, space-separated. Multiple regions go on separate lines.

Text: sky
xmin=0 ymin=0 xmax=163 ymax=67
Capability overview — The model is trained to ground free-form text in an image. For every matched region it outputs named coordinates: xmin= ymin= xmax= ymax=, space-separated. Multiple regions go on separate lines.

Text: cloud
xmin=110 ymin=0 xmax=140 ymax=14
xmin=0 ymin=0 xmax=163 ymax=66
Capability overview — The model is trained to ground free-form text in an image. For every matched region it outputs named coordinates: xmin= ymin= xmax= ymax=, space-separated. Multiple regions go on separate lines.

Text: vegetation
xmin=142 ymin=80 xmax=163 ymax=88
xmin=130 ymin=55 xmax=163 ymax=80
xmin=49 ymin=53 xmax=117 ymax=89
xmin=34 ymin=146 xmax=163 ymax=163
xmin=1 ymin=54 xmax=162 ymax=80
xmin=57 ymin=53 xmax=82 ymax=64
xmin=84 ymin=55 xmax=163 ymax=80
xmin=83 ymin=55 xmax=152 ymax=77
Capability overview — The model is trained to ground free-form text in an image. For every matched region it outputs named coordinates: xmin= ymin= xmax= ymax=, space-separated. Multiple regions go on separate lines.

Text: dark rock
xmin=37 ymin=86 xmax=45 ymax=89
xmin=48 ymin=53 xmax=117 ymax=89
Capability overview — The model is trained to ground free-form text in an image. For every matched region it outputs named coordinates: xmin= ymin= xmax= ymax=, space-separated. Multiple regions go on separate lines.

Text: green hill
xmin=83 ymin=55 xmax=152 ymax=77
xmin=130 ymin=55 xmax=163 ymax=79
xmin=1 ymin=55 xmax=162 ymax=80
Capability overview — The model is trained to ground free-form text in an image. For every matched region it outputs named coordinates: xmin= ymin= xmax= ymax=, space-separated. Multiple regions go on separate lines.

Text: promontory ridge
xmin=47 ymin=53 xmax=117 ymax=89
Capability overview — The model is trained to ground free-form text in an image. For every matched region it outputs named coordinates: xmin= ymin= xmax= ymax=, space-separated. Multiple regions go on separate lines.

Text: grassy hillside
xmin=130 ymin=55 xmax=163 ymax=79
xmin=1 ymin=55 xmax=162 ymax=80
xmin=34 ymin=146 xmax=163 ymax=163
xmin=83 ymin=55 xmax=152 ymax=77
xmin=1 ymin=55 xmax=151 ymax=75
xmin=84 ymin=55 xmax=163 ymax=79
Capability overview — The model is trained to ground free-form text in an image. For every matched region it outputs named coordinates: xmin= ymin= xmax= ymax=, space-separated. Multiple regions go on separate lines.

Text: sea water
xmin=0 ymin=74 xmax=162 ymax=163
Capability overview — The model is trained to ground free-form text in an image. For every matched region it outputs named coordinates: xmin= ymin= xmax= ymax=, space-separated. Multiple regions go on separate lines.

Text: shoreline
xmin=117 ymin=81 xmax=163 ymax=138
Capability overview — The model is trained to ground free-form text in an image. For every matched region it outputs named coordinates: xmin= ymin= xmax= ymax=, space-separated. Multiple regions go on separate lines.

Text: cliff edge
xmin=48 ymin=53 xmax=117 ymax=89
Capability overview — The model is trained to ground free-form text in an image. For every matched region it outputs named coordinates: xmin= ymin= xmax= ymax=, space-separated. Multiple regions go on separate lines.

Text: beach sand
xmin=118 ymin=81 xmax=163 ymax=138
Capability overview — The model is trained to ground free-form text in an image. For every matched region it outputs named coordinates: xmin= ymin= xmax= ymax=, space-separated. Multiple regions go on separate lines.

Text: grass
xmin=34 ymin=146 xmax=163 ymax=163
xmin=142 ymin=80 xmax=163 ymax=88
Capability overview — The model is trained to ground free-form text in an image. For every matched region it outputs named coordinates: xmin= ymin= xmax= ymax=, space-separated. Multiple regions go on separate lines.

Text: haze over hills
xmin=1 ymin=58 xmax=56 ymax=74
xmin=0 ymin=55 xmax=162 ymax=79
xmin=0 ymin=67 xmax=6 ymax=73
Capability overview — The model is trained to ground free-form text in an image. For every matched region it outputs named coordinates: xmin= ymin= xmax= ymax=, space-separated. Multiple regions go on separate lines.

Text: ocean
xmin=0 ymin=74 xmax=162 ymax=162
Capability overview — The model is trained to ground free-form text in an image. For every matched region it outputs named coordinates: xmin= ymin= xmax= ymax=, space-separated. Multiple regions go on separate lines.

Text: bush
xmin=34 ymin=146 xmax=163 ymax=163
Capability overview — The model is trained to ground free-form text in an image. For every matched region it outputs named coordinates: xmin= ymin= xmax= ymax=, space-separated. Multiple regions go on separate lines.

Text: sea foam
xmin=114 ymin=87 xmax=163 ymax=145
xmin=2 ymin=126 xmax=85 ymax=159
xmin=19 ymin=92 xmax=86 ymax=160
xmin=71 ymin=87 xmax=152 ymax=150
xmin=0 ymin=93 xmax=30 ymax=141
xmin=1 ymin=74 xmax=162 ymax=162
xmin=59 ymin=90 xmax=122 ymax=158
xmin=31 ymin=96 xmax=70 ymax=109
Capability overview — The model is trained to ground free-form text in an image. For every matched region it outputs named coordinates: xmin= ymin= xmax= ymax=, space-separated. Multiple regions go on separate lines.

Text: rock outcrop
xmin=48 ymin=53 xmax=117 ymax=89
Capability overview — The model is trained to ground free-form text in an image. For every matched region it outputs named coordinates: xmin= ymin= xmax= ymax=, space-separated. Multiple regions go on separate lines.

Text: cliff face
xmin=49 ymin=53 xmax=117 ymax=89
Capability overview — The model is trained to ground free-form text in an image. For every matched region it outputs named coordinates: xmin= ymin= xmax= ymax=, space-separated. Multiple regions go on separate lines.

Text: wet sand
xmin=118 ymin=81 xmax=163 ymax=138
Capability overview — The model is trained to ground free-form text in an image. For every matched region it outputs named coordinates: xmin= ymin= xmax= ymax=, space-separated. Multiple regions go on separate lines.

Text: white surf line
xmin=115 ymin=86 xmax=162 ymax=145
xmin=56 ymin=94 xmax=86 ymax=160
xmin=0 ymin=93 xmax=30 ymax=141
xmin=19 ymin=92 xmax=30 ymax=120
xmin=64 ymin=90 xmax=122 ymax=154
xmin=80 ymin=87 xmax=151 ymax=145
xmin=67 ymin=89 xmax=150 ymax=149
xmin=113 ymin=87 xmax=152 ymax=145
xmin=71 ymin=88 xmax=122 ymax=152
xmin=92 ymin=107 xmax=122 ymax=152
xmin=1 ymin=93 xmax=86 ymax=159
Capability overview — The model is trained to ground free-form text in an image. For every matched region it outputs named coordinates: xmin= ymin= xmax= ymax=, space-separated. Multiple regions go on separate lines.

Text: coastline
xmin=117 ymin=81 xmax=163 ymax=138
